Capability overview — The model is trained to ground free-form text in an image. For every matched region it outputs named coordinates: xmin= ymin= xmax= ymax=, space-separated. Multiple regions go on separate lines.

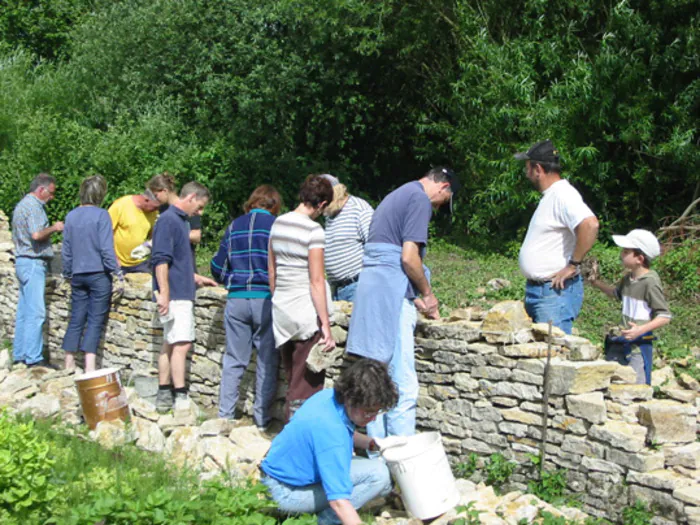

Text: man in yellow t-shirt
xmin=108 ymin=190 xmax=160 ymax=273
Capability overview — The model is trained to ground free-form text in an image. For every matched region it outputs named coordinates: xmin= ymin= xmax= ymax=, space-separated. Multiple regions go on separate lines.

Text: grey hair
xmin=79 ymin=175 xmax=108 ymax=206
xmin=29 ymin=173 xmax=56 ymax=193
xmin=180 ymin=181 xmax=210 ymax=200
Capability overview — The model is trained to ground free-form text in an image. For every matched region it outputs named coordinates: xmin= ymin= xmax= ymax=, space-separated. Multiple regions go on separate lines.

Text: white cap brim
xmin=612 ymin=234 xmax=635 ymax=249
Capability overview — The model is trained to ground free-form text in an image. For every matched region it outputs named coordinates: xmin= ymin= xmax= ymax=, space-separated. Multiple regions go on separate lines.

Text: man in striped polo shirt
xmin=321 ymin=175 xmax=374 ymax=302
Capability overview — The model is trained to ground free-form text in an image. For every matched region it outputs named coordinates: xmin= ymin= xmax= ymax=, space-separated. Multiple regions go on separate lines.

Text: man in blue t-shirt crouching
xmin=260 ymin=359 xmax=399 ymax=525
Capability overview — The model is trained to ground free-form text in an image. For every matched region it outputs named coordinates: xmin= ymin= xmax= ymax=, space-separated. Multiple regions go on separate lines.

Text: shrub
xmin=527 ymin=467 xmax=570 ymax=506
xmin=621 ymin=500 xmax=653 ymax=525
xmin=453 ymin=453 xmax=479 ymax=479
xmin=657 ymin=239 xmax=700 ymax=299
xmin=0 ymin=411 xmax=63 ymax=523
xmin=484 ymin=453 xmax=516 ymax=492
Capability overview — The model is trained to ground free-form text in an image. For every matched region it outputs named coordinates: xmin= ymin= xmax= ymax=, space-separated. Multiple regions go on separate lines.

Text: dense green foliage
xmin=0 ymin=411 xmax=319 ymax=524
xmin=0 ymin=0 xmax=698 ymax=244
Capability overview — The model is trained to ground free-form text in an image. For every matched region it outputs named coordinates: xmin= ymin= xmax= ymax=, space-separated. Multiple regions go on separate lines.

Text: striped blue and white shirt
xmin=324 ymin=196 xmax=373 ymax=283
xmin=12 ymin=194 xmax=53 ymax=259
xmin=210 ymin=209 xmax=276 ymax=299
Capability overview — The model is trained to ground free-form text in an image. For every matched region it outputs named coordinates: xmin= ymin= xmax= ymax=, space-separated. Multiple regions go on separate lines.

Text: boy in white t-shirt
xmin=514 ymin=140 xmax=600 ymax=334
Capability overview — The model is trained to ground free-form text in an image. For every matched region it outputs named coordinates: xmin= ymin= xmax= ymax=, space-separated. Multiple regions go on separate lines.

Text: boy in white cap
xmin=588 ymin=229 xmax=672 ymax=384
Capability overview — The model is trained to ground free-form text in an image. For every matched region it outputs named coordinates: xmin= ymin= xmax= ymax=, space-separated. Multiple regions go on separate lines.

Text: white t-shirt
xmin=519 ymin=179 xmax=595 ymax=280
xmin=270 ymin=211 xmax=332 ymax=345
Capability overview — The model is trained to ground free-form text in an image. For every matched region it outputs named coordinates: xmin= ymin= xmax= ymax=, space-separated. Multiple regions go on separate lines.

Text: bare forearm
xmin=32 ymin=225 xmax=58 ymax=242
xmin=590 ymin=279 xmax=616 ymax=298
xmin=328 ymin=499 xmax=362 ymax=525
xmin=401 ymin=245 xmax=430 ymax=296
xmin=310 ymin=280 xmax=330 ymax=327
xmin=638 ymin=316 xmax=671 ymax=333
xmin=155 ymin=264 xmax=170 ymax=297
xmin=572 ymin=217 xmax=599 ymax=262
xmin=353 ymin=431 xmax=373 ymax=450
xmin=268 ymin=243 xmax=276 ymax=294
xmin=189 ymin=229 xmax=202 ymax=244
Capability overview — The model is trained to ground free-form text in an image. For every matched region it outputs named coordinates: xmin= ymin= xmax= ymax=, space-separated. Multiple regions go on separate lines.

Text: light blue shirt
xmin=261 ymin=389 xmax=355 ymax=501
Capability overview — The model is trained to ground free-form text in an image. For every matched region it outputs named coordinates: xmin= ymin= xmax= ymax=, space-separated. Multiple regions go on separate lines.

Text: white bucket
xmin=381 ymin=432 xmax=459 ymax=520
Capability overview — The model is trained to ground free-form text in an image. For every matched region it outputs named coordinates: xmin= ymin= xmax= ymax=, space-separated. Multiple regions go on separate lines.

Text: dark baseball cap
xmin=514 ymin=139 xmax=560 ymax=165
xmin=439 ymin=167 xmax=461 ymax=194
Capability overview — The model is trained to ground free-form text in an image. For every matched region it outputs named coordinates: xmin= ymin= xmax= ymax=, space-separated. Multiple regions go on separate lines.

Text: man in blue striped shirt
xmin=11 ymin=173 xmax=64 ymax=367
xmin=321 ymin=175 xmax=374 ymax=302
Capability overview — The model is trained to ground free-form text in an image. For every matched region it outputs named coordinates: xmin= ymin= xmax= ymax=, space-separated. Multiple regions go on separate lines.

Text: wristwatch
xmin=568 ymin=259 xmax=582 ymax=267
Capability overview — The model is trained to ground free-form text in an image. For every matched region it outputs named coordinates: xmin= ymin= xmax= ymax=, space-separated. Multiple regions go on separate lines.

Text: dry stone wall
xmin=2 ymin=209 xmax=700 ymax=523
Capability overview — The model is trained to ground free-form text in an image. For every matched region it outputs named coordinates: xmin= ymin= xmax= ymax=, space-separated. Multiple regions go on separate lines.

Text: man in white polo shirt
xmin=515 ymin=140 xmax=599 ymax=334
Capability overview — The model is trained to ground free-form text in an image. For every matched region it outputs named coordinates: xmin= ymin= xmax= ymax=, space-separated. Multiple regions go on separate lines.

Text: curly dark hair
xmin=299 ymin=175 xmax=333 ymax=208
xmin=333 ymin=359 xmax=398 ymax=411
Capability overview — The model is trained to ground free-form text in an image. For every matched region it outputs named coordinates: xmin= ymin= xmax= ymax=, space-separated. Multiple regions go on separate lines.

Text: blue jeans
xmin=261 ymin=457 xmax=392 ymax=525
xmin=13 ymin=257 xmax=48 ymax=365
xmin=62 ymin=272 xmax=112 ymax=354
xmin=367 ymin=298 xmax=418 ymax=439
xmin=524 ymin=275 xmax=583 ymax=335
xmin=332 ymin=281 xmax=358 ymax=302
xmin=218 ymin=298 xmax=279 ymax=426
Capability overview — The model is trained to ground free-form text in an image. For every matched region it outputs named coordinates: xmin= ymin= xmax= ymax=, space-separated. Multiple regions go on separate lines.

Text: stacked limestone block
xmin=408 ymin=302 xmax=700 ymax=523
xmin=0 ymin=210 xmax=18 ymax=342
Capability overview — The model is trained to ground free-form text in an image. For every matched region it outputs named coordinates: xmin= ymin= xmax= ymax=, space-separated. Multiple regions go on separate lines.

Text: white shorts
xmin=159 ymin=300 xmax=195 ymax=344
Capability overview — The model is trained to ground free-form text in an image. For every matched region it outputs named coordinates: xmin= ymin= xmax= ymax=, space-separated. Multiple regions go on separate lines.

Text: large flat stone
xmin=607 ymin=448 xmax=665 ymax=472
xmin=665 ymin=443 xmax=700 ymax=469
xmin=627 ymin=470 xmax=694 ymax=491
xmin=629 ymin=485 xmax=684 ymax=520
xmin=607 ymin=384 xmax=654 ymax=405
xmin=16 ymin=393 xmax=60 ymax=419
xmin=638 ymin=400 xmax=697 ymax=444
xmin=498 ymin=342 xmax=552 ymax=358
xmin=481 ymin=301 xmax=533 ymax=344
xmin=165 ymin=426 xmax=204 ymax=468
xmin=416 ymin=320 xmax=482 ymax=341
xmin=478 ymin=380 xmax=541 ymax=401
xmin=548 ymin=360 xmax=619 ymax=395
xmin=565 ymin=392 xmax=607 ymax=424
xmin=561 ymin=435 xmax=606 ymax=458
xmin=500 ymin=408 xmax=541 ymax=426
xmin=589 ymin=421 xmax=647 ymax=452
xmin=674 ymin=484 xmax=700 ymax=506
xmin=132 ymin=417 xmax=166 ymax=453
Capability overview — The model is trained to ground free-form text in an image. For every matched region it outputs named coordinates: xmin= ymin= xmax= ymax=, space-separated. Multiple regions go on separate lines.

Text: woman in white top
xmin=268 ymin=175 xmax=336 ymax=422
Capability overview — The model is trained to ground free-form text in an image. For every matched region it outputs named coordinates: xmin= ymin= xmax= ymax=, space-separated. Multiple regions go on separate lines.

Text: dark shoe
xmin=156 ymin=389 xmax=174 ymax=413
xmin=27 ymin=360 xmax=58 ymax=370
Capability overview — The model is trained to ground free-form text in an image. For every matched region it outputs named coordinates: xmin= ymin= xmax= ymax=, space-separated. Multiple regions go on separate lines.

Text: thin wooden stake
xmin=539 ymin=320 xmax=553 ymax=474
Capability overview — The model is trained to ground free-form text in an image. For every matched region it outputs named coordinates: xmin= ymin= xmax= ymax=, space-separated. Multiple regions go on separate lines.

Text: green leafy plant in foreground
xmin=621 ymin=500 xmax=653 ymax=525
xmin=1 ymin=413 xmax=321 ymax=525
xmin=484 ymin=453 xmax=516 ymax=492
xmin=453 ymin=453 xmax=479 ymax=479
xmin=0 ymin=411 xmax=61 ymax=523
xmin=453 ymin=502 xmax=482 ymax=525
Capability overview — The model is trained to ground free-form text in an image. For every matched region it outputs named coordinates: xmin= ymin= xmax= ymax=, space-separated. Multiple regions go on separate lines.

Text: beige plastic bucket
xmin=382 ymin=432 xmax=459 ymax=520
xmin=75 ymin=368 xmax=130 ymax=430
